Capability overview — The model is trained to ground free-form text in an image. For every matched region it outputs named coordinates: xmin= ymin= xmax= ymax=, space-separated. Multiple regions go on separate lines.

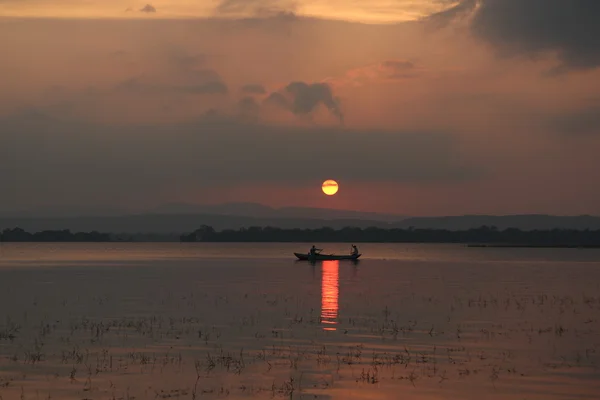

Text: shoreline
xmin=467 ymin=244 xmax=600 ymax=249
xmin=3 ymin=226 xmax=600 ymax=247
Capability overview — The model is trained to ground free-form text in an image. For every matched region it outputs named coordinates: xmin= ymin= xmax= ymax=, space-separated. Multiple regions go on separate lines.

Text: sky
xmin=1 ymin=0 xmax=600 ymax=216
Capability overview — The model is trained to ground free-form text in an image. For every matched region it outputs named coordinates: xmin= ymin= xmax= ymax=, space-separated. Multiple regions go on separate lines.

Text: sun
xmin=322 ymin=179 xmax=339 ymax=196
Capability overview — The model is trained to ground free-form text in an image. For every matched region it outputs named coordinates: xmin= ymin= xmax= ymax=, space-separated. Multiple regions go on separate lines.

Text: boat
xmin=294 ymin=252 xmax=361 ymax=261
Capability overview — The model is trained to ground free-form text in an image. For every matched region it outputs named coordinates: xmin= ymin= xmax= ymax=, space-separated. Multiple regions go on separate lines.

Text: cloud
xmin=0 ymin=111 xmax=480 ymax=210
xmin=426 ymin=0 xmax=476 ymax=25
xmin=264 ymin=91 xmax=290 ymax=108
xmin=241 ymin=84 xmax=267 ymax=94
xmin=435 ymin=0 xmax=600 ymax=70
xmin=286 ymin=82 xmax=337 ymax=115
xmin=264 ymin=82 xmax=343 ymax=123
xmin=0 ymin=0 xmax=457 ymax=22
xmin=215 ymin=0 xmax=297 ymax=18
xmin=139 ymin=4 xmax=156 ymax=13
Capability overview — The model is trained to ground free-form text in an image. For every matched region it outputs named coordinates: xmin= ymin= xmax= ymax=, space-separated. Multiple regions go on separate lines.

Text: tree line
xmin=1 ymin=227 xmax=111 ymax=242
xmin=3 ymin=225 xmax=600 ymax=245
xmin=179 ymin=225 xmax=600 ymax=246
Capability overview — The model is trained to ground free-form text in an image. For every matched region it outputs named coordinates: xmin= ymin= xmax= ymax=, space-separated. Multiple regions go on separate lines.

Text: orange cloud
xmin=0 ymin=0 xmax=459 ymax=22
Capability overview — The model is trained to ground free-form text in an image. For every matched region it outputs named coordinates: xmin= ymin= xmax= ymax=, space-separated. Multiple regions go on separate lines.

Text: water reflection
xmin=320 ymin=260 xmax=339 ymax=330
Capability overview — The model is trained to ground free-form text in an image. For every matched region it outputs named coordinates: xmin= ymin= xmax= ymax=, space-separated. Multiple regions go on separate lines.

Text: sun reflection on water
xmin=321 ymin=260 xmax=339 ymax=330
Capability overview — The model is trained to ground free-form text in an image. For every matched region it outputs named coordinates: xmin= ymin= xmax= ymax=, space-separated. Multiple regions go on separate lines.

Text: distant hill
xmin=1 ymin=203 xmax=600 ymax=234
xmin=0 ymin=205 xmax=127 ymax=219
xmin=395 ymin=215 xmax=600 ymax=231
xmin=150 ymin=202 xmax=402 ymax=222
xmin=0 ymin=213 xmax=395 ymax=234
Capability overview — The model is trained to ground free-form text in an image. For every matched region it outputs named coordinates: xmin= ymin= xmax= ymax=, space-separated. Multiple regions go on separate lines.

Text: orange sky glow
xmin=1 ymin=1 xmax=600 ymax=216
xmin=0 ymin=0 xmax=459 ymax=22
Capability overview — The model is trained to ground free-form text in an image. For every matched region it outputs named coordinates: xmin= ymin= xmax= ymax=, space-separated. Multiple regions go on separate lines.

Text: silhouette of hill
xmin=396 ymin=215 xmax=600 ymax=230
xmin=150 ymin=202 xmax=402 ymax=221
xmin=0 ymin=213 xmax=394 ymax=234
xmin=1 ymin=204 xmax=600 ymax=234
xmin=0 ymin=205 xmax=127 ymax=219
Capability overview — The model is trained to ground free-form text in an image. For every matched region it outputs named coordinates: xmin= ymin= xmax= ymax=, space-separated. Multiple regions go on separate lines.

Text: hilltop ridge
xmin=1 ymin=202 xmax=599 ymax=234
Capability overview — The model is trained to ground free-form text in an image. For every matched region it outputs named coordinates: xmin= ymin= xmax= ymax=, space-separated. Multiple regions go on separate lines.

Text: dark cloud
xmin=139 ymin=4 xmax=156 ymax=13
xmin=431 ymin=0 xmax=600 ymax=70
xmin=0 ymin=111 xmax=480 ymax=209
xmin=241 ymin=84 xmax=267 ymax=94
xmin=263 ymin=91 xmax=289 ymax=109
xmin=287 ymin=82 xmax=343 ymax=123
xmin=264 ymin=82 xmax=343 ymax=123
xmin=426 ymin=0 xmax=476 ymax=25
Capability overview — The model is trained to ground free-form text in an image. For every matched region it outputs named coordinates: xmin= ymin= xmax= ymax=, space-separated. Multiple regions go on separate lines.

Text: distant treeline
xmin=1 ymin=227 xmax=111 ymax=242
xmin=4 ymin=225 xmax=600 ymax=245
xmin=180 ymin=225 xmax=600 ymax=246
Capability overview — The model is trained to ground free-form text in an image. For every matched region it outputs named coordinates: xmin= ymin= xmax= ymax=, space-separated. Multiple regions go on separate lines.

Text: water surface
xmin=1 ymin=243 xmax=599 ymax=399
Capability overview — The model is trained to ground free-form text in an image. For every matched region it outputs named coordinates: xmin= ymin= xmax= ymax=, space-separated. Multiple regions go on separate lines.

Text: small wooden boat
xmin=294 ymin=252 xmax=361 ymax=261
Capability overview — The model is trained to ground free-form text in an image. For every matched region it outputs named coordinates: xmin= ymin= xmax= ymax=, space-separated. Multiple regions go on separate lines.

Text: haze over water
xmin=1 ymin=243 xmax=600 ymax=399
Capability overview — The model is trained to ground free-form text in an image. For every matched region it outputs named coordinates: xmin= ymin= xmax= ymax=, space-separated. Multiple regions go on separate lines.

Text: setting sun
xmin=322 ymin=180 xmax=339 ymax=196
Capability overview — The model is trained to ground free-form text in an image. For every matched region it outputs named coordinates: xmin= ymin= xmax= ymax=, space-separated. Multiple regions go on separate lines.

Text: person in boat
xmin=351 ymin=244 xmax=359 ymax=256
xmin=309 ymin=245 xmax=322 ymax=256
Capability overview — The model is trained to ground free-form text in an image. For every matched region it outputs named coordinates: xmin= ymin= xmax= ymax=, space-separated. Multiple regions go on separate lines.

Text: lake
xmin=1 ymin=243 xmax=599 ymax=399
